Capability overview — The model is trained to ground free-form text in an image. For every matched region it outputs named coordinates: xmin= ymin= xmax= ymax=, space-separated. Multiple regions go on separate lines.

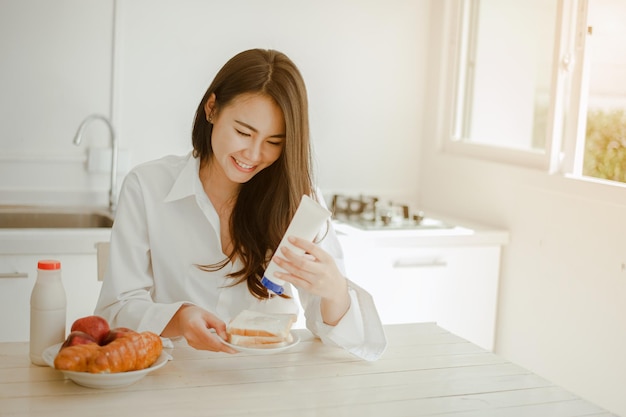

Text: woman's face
xmin=205 ymin=93 xmax=285 ymax=185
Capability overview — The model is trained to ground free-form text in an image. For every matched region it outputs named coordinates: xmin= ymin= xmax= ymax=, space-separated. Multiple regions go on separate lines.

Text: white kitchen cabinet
xmin=0 ymin=254 xmax=102 ymax=343
xmin=0 ymin=228 xmax=110 ymax=343
xmin=336 ymin=224 xmax=506 ymax=351
xmin=341 ymin=243 xmax=447 ymax=324
xmin=435 ymin=246 xmax=501 ymax=352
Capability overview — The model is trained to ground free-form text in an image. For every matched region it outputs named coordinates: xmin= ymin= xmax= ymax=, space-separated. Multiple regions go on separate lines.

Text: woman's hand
xmin=272 ymin=236 xmax=351 ymax=326
xmin=162 ymin=305 xmax=238 ymax=353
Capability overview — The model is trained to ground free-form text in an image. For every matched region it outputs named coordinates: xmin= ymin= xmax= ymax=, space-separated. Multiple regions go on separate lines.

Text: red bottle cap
xmin=37 ymin=260 xmax=61 ymax=270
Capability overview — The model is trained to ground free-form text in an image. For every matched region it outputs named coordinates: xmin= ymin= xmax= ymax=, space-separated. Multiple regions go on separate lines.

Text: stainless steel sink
xmin=0 ymin=206 xmax=114 ymax=229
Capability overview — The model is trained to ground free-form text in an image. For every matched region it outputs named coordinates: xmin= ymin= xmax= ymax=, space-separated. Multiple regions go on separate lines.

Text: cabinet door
xmin=436 ymin=246 xmax=501 ymax=351
xmin=369 ymin=247 xmax=448 ymax=324
xmin=338 ymin=235 xmax=447 ymax=324
xmin=338 ymin=234 xmax=502 ymax=350
xmin=0 ymin=256 xmax=36 ymax=342
xmin=0 ymin=254 xmax=101 ymax=343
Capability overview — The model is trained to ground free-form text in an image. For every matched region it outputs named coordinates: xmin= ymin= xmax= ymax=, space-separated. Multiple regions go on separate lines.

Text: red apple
xmin=70 ymin=315 xmax=110 ymax=344
xmin=101 ymin=327 xmax=135 ymax=345
xmin=60 ymin=331 xmax=97 ymax=349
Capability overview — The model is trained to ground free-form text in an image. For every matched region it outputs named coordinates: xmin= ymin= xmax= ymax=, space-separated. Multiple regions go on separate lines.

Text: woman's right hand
xmin=162 ymin=304 xmax=238 ymax=353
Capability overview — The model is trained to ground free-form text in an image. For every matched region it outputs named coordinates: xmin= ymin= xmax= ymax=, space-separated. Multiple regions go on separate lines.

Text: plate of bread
xmin=43 ymin=316 xmax=171 ymax=389
xmin=223 ymin=309 xmax=299 ymax=354
xmin=43 ymin=342 xmax=170 ymax=389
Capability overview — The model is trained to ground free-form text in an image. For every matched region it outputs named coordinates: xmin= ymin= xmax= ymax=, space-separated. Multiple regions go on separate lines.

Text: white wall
xmin=115 ymin=0 xmax=426 ymax=205
xmin=0 ymin=0 xmax=114 ymax=205
xmin=0 ymin=0 xmax=427 ymax=208
xmin=422 ymin=3 xmax=626 ymax=416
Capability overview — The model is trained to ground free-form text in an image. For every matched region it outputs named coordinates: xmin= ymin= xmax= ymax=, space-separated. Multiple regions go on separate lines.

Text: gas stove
xmin=329 ymin=194 xmax=453 ymax=230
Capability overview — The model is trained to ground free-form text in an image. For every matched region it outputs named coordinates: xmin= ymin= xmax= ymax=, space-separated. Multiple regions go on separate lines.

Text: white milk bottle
xmin=29 ymin=259 xmax=67 ymax=366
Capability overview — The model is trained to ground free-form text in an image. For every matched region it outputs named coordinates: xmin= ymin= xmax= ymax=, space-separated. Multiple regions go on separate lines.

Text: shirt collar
xmin=164 ymin=152 xmax=201 ymax=202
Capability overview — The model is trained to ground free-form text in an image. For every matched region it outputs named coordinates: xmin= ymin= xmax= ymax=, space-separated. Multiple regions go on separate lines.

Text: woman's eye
xmin=235 ymin=129 xmax=251 ymax=137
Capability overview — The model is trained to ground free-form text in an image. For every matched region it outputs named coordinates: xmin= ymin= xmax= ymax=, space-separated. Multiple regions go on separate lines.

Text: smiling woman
xmin=94 ymin=48 xmax=387 ymax=362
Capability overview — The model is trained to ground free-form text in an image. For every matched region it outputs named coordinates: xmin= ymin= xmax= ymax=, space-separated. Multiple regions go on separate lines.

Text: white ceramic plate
xmin=221 ymin=332 xmax=300 ymax=354
xmin=43 ymin=343 xmax=171 ymax=389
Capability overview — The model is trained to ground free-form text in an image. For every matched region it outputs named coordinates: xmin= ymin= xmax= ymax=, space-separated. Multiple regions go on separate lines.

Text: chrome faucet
xmin=72 ymin=114 xmax=118 ymax=213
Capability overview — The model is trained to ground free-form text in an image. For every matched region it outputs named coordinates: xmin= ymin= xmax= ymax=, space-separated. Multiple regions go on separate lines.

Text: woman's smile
xmin=232 ymin=157 xmax=256 ymax=172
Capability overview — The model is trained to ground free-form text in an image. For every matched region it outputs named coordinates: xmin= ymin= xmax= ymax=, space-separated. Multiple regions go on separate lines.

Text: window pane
xmin=455 ymin=0 xmax=557 ymax=152
xmin=582 ymin=0 xmax=626 ymax=183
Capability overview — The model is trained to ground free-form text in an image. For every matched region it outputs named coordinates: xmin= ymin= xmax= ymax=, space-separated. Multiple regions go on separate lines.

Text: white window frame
xmin=559 ymin=0 xmax=590 ymax=178
xmin=443 ymin=0 xmax=617 ymax=184
xmin=444 ymin=0 xmax=560 ymax=171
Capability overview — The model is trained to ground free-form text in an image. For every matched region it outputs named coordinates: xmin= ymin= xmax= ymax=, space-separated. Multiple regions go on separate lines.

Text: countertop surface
xmin=0 ymin=228 xmax=111 ymax=255
xmin=0 ymin=201 xmax=508 ymax=254
xmin=333 ymin=214 xmax=510 ymax=247
xmin=0 ymin=323 xmax=614 ymax=417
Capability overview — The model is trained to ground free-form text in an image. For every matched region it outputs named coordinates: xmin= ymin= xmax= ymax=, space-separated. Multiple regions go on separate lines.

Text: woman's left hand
xmin=272 ymin=236 xmax=350 ymax=325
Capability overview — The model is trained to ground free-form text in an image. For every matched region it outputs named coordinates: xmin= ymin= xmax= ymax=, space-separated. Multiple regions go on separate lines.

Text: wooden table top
xmin=0 ymin=323 xmax=615 ymax=417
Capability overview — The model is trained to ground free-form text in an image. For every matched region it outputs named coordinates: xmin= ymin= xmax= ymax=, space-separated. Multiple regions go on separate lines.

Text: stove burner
xmin=331 ymin=194 xmax=378 ymax=218
xmin=330 ymin=194 xmax=450 ymax=230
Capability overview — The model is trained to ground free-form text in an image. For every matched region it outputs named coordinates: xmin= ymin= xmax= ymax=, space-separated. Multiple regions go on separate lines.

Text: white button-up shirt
xmin=95 ymin=153 xmax=386 ymax=361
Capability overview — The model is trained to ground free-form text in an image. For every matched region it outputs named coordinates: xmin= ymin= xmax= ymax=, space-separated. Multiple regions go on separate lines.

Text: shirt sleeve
xmin=94 ymin=171 xmax=186 ymax=335
xmin=299 ymin=213 xmax=388 ymax=361
xmin=301 ymin=280 xmax=387 ymax=361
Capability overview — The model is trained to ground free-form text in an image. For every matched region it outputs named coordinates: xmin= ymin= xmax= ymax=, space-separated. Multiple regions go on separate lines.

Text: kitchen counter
xmin=333 ymin=216 xmax=509 ymax=351
xmin=333 ymin=214 xmax=509 ymax=247
xmin=0 ymin=228 xmax=111 ymax=255
xmin=0 ymin=223 xmax=111 ymax=342
xmin=0 ymin=323 xmax=614 ymax=417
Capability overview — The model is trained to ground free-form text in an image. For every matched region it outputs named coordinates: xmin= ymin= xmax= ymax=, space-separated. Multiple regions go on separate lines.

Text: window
xmin=448 ymin=0 xmax=626 ymax=185
xmin=569 ymin=0 xmax=626 ymax=183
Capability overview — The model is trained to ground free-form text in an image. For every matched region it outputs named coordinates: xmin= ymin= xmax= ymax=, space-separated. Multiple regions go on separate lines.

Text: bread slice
xmin=227 ymin=332 xmax=294 ymax=349
xmin=226 ymin=310 xmax=296 ymax=347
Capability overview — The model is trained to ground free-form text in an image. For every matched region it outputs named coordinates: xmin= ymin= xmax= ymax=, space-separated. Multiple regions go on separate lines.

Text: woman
xmin=95 ymin=49 xmax=386 ymax=361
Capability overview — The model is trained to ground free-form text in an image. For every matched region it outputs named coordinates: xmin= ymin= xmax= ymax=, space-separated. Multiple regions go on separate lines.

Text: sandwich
xmin=226 ymin=310 xmax=296 ymax=349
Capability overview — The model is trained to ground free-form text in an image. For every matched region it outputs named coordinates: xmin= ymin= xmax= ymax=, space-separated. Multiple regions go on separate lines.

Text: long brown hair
xmin=192 ymin=49 xmax=314 ymax=299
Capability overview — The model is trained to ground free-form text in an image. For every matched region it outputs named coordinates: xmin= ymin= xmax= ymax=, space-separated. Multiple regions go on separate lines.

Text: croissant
xmin=54 ymin=331 xmax=162 ymax=373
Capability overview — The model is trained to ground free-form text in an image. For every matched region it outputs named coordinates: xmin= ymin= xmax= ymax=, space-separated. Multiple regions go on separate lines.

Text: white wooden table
xmin=0 ymin=323 xmax=616 ymax=417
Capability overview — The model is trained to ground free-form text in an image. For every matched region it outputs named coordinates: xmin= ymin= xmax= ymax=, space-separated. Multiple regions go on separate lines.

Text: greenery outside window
xmin=567 ymin=0 xmax=626 ymax=183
